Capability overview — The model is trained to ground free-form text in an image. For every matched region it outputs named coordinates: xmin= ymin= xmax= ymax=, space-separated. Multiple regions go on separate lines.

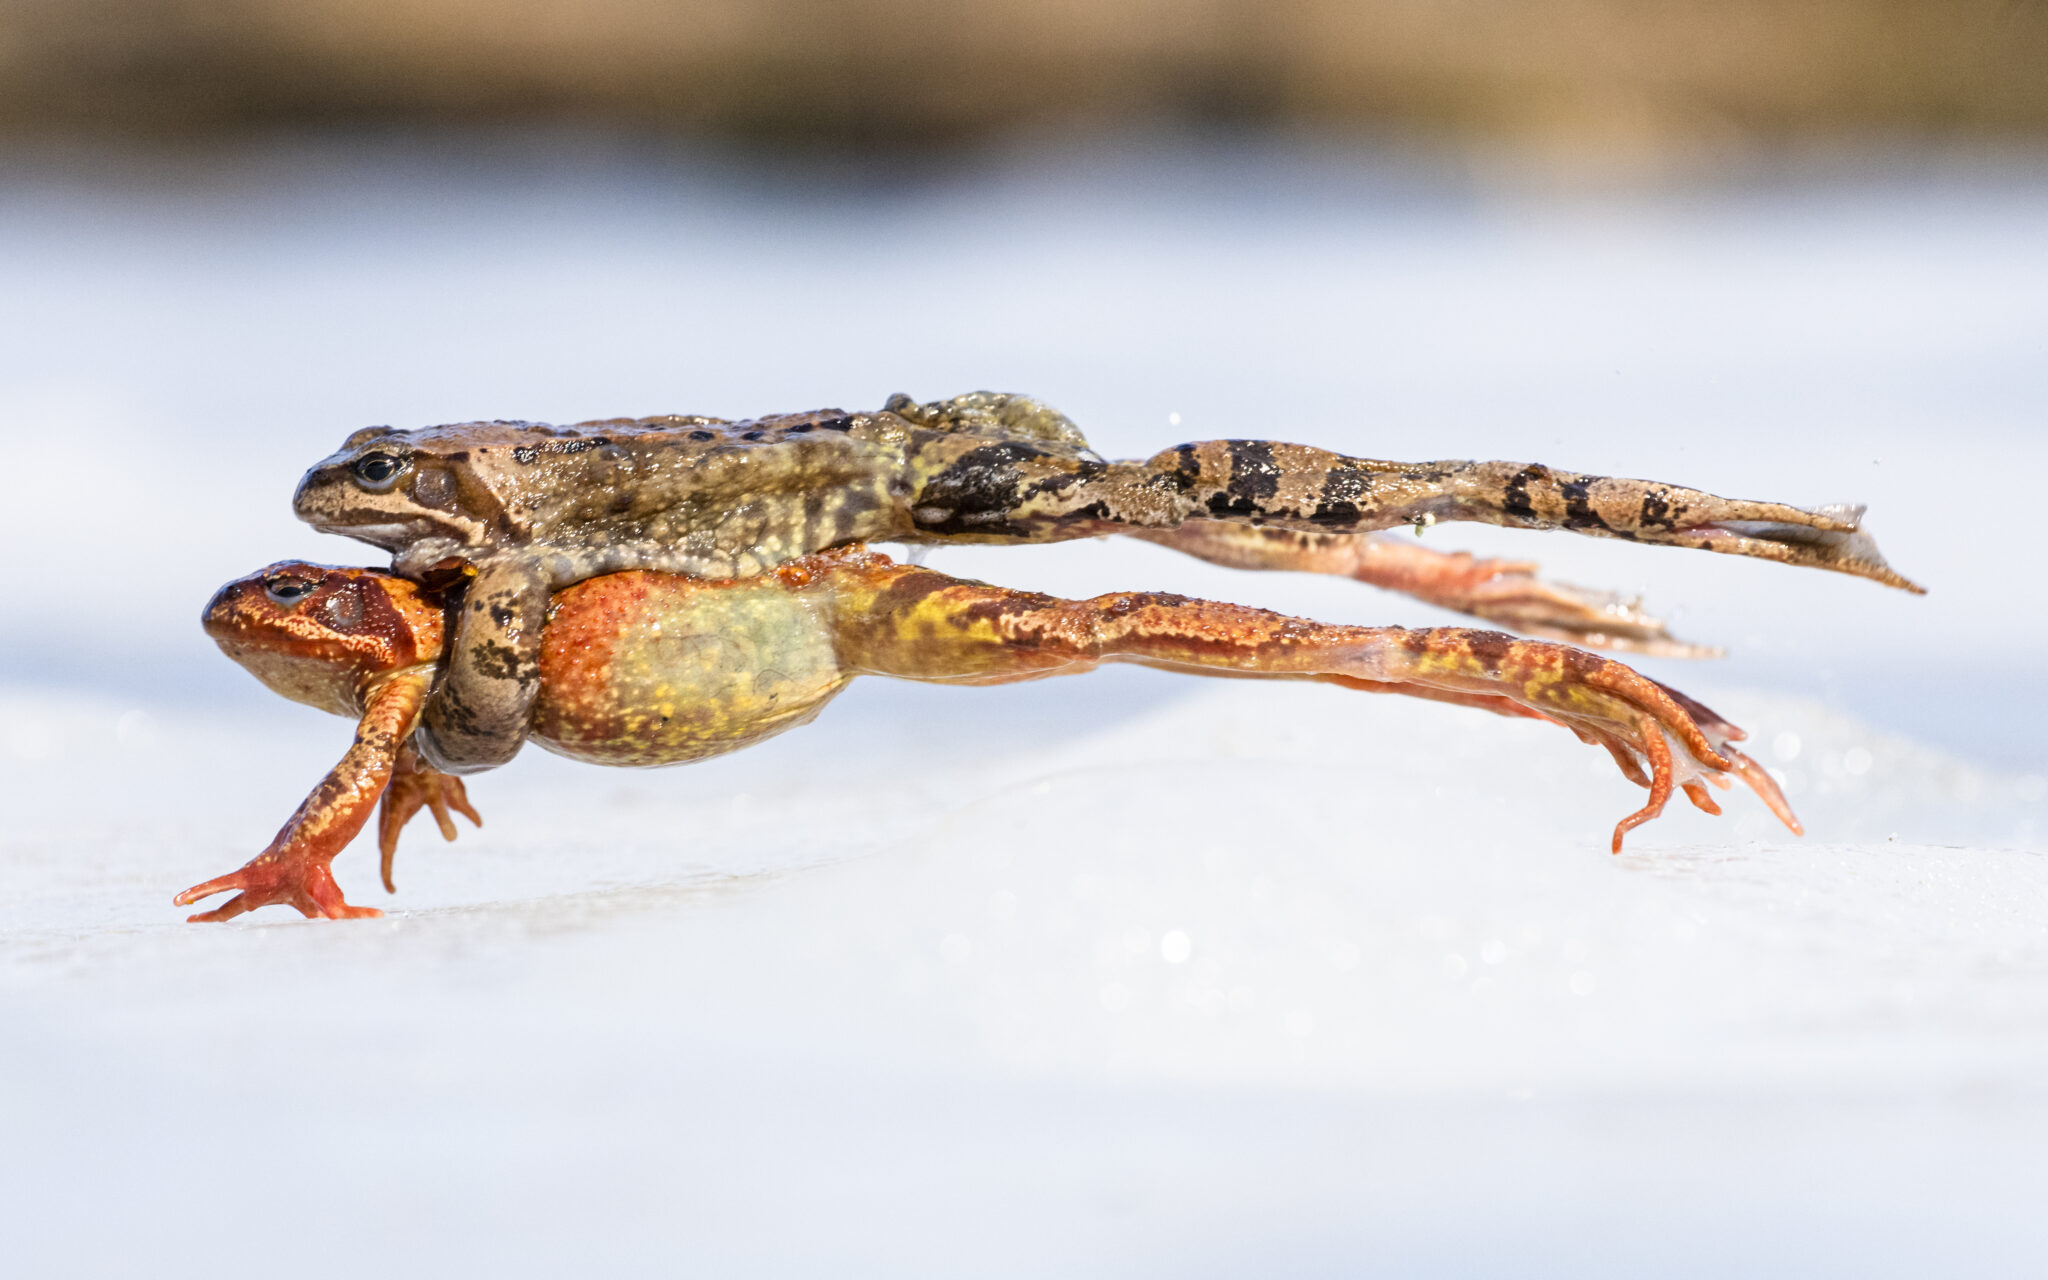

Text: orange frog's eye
xmin=263 ymin=574 xmax=321 ymax=606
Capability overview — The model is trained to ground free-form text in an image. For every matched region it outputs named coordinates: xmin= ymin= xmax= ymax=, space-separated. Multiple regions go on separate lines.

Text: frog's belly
xmin=529 ymin=572 xmax=846 ymax=768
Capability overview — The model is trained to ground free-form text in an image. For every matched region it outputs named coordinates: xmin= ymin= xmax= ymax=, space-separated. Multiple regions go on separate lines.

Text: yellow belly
xmin=530 ymin=571 xmax=848 ymax=767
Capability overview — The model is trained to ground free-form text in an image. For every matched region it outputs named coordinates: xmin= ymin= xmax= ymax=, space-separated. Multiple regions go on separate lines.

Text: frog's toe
xmin=1458 ymin=574 xmax=1720 ymax=659
xmin=174 ymin=857 xmax=381 ymax=923
xmin=378 ymin=753 xmax=484 ymax=893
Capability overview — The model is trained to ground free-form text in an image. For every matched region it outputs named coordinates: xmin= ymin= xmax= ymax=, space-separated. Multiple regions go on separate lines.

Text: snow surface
xmin=1 ymin=136 xmax=2045 ymax=1275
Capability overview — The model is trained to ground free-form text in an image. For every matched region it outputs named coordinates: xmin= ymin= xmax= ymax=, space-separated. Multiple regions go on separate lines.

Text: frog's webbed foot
xmin=1430 ymin=567 xmax=1714 ymax=658
xmin=1455 ymin=642 xmax=1801 ymax=851
xmin=377 ymin=743 xmax=483 ymax=892
xmin=174 ymin=852 xmax=382 ymax=923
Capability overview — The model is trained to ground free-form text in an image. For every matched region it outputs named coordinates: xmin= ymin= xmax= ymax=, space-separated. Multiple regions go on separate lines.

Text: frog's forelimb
xmin=1124 ymin=523 xmax=1718 ymax=657
xmin=174 ymin=668 xmax=430 ymax=921
xmin=415 ymin=558 xmax=552 ymax=773
xmin=184 ymin=560 xmax=471 ymax=920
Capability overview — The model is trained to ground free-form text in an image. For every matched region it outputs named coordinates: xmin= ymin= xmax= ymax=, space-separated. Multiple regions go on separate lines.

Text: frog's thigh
xmin=532 ymin=576 xmax=849 ymax=767
xmin=419 ymin=561 xmax=551 ymax=774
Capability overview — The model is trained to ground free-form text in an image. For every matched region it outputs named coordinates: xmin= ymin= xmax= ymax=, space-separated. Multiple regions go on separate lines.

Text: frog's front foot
xmin=174 ymin=851 xmax=382 ymax=923
xmin=377 ymin=746 xmax=483 ymax=892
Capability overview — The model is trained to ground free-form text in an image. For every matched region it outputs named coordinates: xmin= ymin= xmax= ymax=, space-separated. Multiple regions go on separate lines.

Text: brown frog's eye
xmin=263 ymin=574 xmax=320 ymax=606
xmin=351 ymin=451 xmax=408 ymax=490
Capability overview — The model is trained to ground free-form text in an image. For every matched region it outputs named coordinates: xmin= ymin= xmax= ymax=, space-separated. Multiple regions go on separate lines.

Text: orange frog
xmin=181 ymin=546 xmax=1801 ymax=922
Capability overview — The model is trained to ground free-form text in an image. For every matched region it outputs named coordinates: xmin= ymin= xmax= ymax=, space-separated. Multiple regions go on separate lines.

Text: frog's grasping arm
xmin=1125 ymin=522 xmax=1718 ymax=657
xmin=809 ymin=552 xmax=1798 ymax=851
xmin=175 ymin=669 xmax=428 ymax=921
xmin=414 ymin=559 xmax=552 ymax=774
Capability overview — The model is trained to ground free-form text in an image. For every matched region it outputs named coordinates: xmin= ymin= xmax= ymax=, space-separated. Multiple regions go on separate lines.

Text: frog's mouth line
xmin=314 ymin=521 xmax=418 ymax=550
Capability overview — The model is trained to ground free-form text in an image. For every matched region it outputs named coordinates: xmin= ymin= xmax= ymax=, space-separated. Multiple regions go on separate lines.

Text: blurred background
xmin=5 ymin=0 xmax=2047 ymax=151
xmin=3 ymin=3 xmax=2046 ymax=1276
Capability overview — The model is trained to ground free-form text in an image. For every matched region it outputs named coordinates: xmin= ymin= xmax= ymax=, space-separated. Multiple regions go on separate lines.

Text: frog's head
xmin=203 ymin=562 xmax=448 ymax=716
xmin=292 ymin=423 xmax=516 ymax=554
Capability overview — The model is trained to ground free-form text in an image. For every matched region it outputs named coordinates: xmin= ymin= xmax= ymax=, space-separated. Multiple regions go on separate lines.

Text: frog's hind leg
xmin=175 ymin=669 xmax=432 ymax=922
xmin=914 ymin=434 xmax=1921 ymax=592
xmin=1127 ymin=523 xmax=1717 ymax=658
xmin=808 ymin=553 xmax=1800 ymax=850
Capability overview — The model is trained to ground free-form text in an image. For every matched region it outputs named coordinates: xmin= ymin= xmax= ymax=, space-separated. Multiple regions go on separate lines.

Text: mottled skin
xmin=180 ymin=549 xmax=1798 ymax=921
xmin=294 ymin=391 xmax=1920 ymax=772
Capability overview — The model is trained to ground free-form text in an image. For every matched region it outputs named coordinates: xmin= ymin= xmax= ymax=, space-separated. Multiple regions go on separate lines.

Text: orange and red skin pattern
xmin=181 ymin=546 xmax=1799 ymax=921
xmin=179 ymin=565 xmax=471 ymax=921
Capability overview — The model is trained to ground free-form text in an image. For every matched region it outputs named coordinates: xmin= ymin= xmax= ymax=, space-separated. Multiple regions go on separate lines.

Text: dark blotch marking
xmin=1502 ymin=466 xmax=1545 ymax=524
xmin=690 ymin=430 xmax=716 ymax=442
xmin=466 ymin=639 xmax=527 ymax=683
xmin=913 ymin=441 xmax=1047 ymax=535
xmin=1464 ymin=630 xmax=1516 ymax=671
xmin=1639 ymin=488 xmax=1673 ymax=528
xmin=816 ymin=415 xmax=856 ymax=433
xmin=1310 ymin=466 xmax=1370 ymax=525
xmin=1225 ymin=440 xmax=1281 ymax=504
xmin=1560 ymin=478 xmax=1609 ymax=531
xmin=1160 ymin=443 xmax=1202 ymax=493
xmin=742 ymin=430 xmax=765 ymax=441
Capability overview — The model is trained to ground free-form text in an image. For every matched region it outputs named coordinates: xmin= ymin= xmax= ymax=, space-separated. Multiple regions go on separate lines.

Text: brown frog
xmin=295 ymin=391 xmax=1920 ymax=773
xmin=180 ymin=548 xmax=1799 ymax=921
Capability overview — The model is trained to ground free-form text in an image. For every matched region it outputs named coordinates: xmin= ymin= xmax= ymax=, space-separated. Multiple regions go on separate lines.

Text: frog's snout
xmin=199 ymin=578 xmax=246 ymax=639
xmin=201 ymin=562 xmax=322 ymax=642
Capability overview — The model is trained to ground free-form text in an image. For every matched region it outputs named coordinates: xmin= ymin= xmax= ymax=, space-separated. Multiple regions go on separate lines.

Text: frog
xmin=177 ymin=547 xmax=1799 ymax=921
xmin=294 ymin=390 xmax=1920 ymax=773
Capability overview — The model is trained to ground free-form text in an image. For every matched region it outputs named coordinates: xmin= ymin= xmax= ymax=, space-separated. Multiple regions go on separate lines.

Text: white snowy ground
xmin=1 ymin=136 xmax=2044 ymax=1275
